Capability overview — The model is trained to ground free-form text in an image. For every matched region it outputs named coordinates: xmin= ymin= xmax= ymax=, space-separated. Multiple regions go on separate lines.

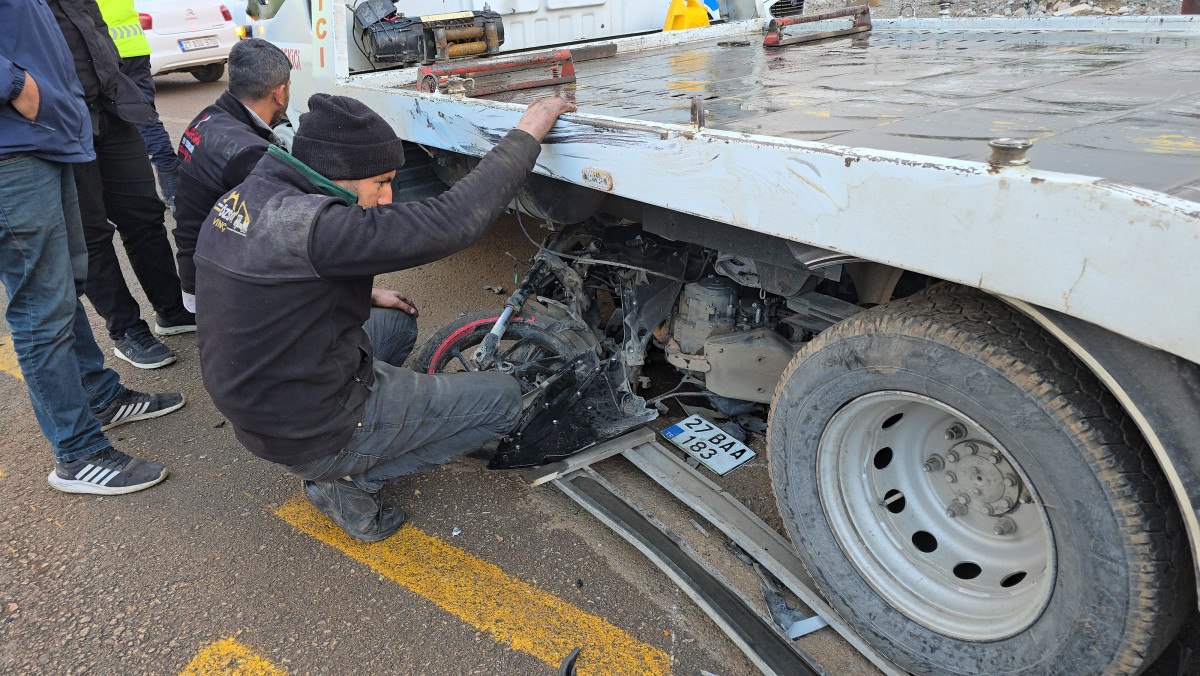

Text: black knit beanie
xmin=292 ymin=94 xmax=405 ymax=180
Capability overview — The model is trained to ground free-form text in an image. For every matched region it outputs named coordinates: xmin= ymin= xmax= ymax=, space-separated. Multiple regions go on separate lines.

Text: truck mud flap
xmin=1006 ymin=298 xmax=1200 ymax=601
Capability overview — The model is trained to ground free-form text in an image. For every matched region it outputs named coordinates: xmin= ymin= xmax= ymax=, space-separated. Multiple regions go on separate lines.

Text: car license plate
xmin=661 ymin=414 xmax=756 ymax=476
xmin=179 ymin=36 xmax=219 ymax=51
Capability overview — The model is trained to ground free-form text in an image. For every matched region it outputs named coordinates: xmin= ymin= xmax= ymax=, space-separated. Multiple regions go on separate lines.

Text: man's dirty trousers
xmin=286 ymin=306 xmax=523 ymax=492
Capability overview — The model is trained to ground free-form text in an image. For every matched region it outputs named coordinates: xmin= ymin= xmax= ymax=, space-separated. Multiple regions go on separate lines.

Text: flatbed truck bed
xmin=480 ymin=17 xmax=1200 ymax=200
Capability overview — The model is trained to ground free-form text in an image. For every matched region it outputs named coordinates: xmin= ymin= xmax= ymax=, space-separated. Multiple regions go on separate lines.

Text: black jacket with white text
xmin=194 ymin=129 xmax=541 ymax=465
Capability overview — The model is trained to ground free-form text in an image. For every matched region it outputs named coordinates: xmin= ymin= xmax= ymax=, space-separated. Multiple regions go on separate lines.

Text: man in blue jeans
xmin=2 ymin=0 xmax=184 ymax=494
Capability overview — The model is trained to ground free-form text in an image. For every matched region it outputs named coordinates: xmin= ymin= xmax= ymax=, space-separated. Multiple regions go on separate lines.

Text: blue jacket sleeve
xmin=1 ymin=56 xmax=25 ymax=102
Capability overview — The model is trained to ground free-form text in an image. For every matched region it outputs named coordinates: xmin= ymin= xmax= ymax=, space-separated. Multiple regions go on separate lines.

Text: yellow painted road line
xmin=0 ymin=334 xmax=23 ymax=382
xmin=180 ymin=637 xmax=286 ymax=676
xmin=276 ymin=497 xmax=671 ymax=675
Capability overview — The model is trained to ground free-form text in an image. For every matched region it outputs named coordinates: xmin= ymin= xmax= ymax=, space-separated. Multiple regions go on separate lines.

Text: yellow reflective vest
xmin=98 ymin=0 xmax=151 ymax=58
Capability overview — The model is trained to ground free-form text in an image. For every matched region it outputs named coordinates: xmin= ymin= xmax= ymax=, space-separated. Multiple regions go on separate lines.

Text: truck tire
xmin=414 ymin=306 xmax=594 ymax=391
xmin=768 ymin=287 xmax=1191 ymax=675
xmin=190 ymin=62 xmax=225 ymax=82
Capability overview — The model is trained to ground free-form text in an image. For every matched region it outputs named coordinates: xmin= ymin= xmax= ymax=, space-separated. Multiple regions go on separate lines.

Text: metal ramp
xmin=522 ymin=428 xmax=907 ymax=676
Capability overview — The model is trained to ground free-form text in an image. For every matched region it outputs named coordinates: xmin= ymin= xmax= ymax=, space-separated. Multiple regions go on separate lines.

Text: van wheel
xmin=191 ymin=63 xmax=225 ymax=82
xmin=768 ymin=287 xmax=1191 ymax=675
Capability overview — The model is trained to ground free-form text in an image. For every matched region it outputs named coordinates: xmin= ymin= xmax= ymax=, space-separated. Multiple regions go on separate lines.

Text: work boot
xmin=467 ymin=440 xmax=500 ymax=461
xmin=303 ymin=478 xmax=407 ymax=542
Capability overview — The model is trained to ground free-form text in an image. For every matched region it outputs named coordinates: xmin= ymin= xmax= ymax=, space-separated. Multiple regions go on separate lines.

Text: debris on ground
xmin=718 ymin=420 xmax=747 ymax=443
xmin=558 ymin=647 xmax=583 ymax=676
xmin=734 ymin=414 xmax=768 ymax=436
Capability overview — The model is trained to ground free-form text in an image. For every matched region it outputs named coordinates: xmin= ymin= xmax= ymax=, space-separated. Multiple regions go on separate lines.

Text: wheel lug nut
xmin=944 ymin=423 xmax=967 ymax=440
xmin=988 ymin=454 xmax=1000 ymax=464
xmin=946 ymin=500 xmax=968 ymax=517
xmin=966 ymin=442 xmax=979 ymax=455
xmin=983 ymin=504 xmax=996 ymax=516
xmin=944 ymin=471 xmax=957 ymax=483
xmin=923 ymin=455 xmax=944 ymax=472
xmin=1020 ymin=494 xmax=1033 ymax=504
xmin=996 ymin=498 xmax=1013 ymax=511
xmin=993 ymin=516 xmax=1017 ymax=536
xmin=957 ymin=493 xmax=971 ymax=504
xmin=1004 ymin=474 xmax=1017 ymax=487
xmin=946 ymin=450 xmax=960 ymax=463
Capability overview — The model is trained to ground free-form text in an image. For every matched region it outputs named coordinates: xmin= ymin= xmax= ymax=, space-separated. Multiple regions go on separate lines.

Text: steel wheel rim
xmin=816 ymin=391 xmax=1056 ymax=641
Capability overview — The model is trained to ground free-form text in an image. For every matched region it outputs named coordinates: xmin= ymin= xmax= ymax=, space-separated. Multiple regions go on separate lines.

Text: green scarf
xmin=267 ymin=145 xmax=358 ymax=203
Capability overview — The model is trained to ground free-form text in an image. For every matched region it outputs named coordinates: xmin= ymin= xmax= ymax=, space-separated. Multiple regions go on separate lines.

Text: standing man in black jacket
xmin=174 ymin=38 xmax=291 ymax=314
xmin=195 ymin=93 xmax=574 ymax=542
xmin=48 ymin=0 xmax=195 ymax=370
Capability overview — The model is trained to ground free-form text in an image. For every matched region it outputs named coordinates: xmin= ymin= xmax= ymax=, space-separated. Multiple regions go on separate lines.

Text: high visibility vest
xmin=98 ymin=0 xmax=151 ymax=58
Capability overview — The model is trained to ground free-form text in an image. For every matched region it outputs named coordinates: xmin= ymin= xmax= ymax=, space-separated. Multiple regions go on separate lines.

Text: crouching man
xmin=195 ymin=93 xmax=575 ymax=541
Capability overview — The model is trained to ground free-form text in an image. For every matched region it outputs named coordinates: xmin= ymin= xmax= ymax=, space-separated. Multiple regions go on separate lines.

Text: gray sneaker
xmin=94 ymin=389 xmax=185 ymax=431
xmin=153 ymin=310 xmax=196 ymax=336
xmin=48 ymin=447 xmax=167 ymax=495
xmin=113 ymin=326 xmax=176 ymax=369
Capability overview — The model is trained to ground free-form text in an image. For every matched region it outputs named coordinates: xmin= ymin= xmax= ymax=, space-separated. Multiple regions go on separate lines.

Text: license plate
xmin=179 ymin=36 xmax=219 ymax=51
xmin=661 ymin=414 xmax=756 ymax=476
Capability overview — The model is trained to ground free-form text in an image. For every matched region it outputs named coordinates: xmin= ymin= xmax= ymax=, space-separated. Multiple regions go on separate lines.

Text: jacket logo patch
xmin=178 ymin=114 xmax=208 ymax=163
xmin=212 ymin=191 xmax=251 ymax=236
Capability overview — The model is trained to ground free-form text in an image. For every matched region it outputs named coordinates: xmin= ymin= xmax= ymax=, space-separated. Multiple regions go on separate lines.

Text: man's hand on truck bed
xmin=514 ymin=95 xmax=577 ymax=142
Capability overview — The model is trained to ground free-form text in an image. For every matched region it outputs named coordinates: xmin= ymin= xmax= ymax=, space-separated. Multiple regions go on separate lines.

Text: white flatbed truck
xmin=263 ymin=2 xmax=1200 ymax=673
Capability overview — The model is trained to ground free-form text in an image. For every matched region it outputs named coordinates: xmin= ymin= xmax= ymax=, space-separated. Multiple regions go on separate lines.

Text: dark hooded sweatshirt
xmin=175 ymin=91 xmax=282 ymax=295
xmin=194 ymin=129 xmax=541 ymax=465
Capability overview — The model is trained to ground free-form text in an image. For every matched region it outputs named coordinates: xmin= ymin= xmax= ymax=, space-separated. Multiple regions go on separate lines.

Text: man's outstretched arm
xmin=310 ymin=96 xmax=575 ymax=278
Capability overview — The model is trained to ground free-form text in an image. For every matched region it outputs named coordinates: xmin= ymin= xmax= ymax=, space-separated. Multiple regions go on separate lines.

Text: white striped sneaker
xmin=48 ymin=447 xmax=167 ymax=495
xmin=94 ymin=390 xmax=185 ymax=431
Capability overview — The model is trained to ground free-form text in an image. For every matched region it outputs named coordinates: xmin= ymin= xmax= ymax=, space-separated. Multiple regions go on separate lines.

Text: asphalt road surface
xmin=0 ymin=73 xmax=764 ymax=676
xmin=2 ymin=72 xmax=1196 ymax=676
